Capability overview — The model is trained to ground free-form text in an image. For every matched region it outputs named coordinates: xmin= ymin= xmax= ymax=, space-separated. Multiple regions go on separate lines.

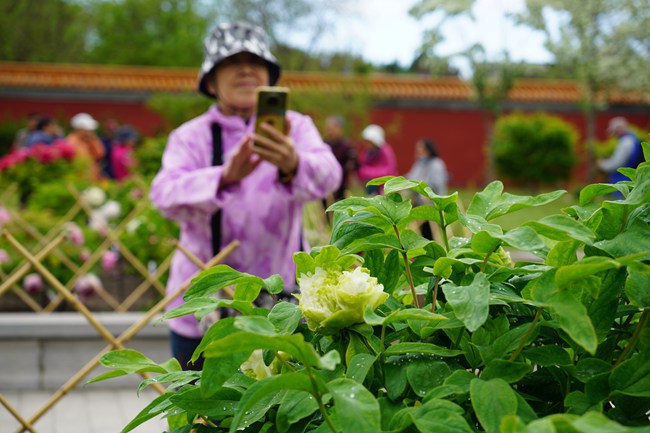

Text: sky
xmin=311 ymin=0 xmax=554 ymax=76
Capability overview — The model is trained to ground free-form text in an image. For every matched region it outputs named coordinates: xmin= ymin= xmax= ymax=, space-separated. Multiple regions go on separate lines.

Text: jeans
xmin=169 ymin=330 xmax=204 ymax=371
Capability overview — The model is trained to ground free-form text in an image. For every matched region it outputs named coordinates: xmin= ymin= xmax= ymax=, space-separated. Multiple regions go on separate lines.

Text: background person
xmin=149 ymin=22 xmax=342 ymax=370
xmin=597 ymin=117 xmax=644 ymax=188
xmin=111 ymin=125 xmax=139 ymax=181
xmin=66 ymin=113 xmax=105 ymax=180
xmin=13 ymin=112 xmax=42 ymax=149
xmin=356 ymin=124 xmax=398 ymax=195
xmin=405 ymin=137 xmax=448 ymax=240
xmin=323 ymin=115 xmax=357 ymax=202
xmin=26 ymin=116 xmax=63 ymax=147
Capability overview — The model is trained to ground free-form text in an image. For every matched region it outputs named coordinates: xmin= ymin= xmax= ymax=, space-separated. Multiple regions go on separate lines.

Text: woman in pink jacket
xmin=150 ymin=22 xmax=341 ymax=369
xmin=356 ymin=124 xmax=398 ymax=195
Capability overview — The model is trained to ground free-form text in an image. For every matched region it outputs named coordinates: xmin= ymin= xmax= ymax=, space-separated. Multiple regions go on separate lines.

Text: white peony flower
xmin=81 ymin=187 xmax=106 ymax=207
xmin=297 ymin=266 xmax=387 ymax=332
xmin=240 ymin=350 xmax=288 ymax=380
xmin=240 ymin=350 xmax=274 ymax=380
xmin=96 ymin=200 xmax=121 ymax=220
xmin=125 ymin=217 xmax=143 ymax=234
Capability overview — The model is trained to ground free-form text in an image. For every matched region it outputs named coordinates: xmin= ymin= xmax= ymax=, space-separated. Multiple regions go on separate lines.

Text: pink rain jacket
xmin=150 ymin=105 xmax=342 ymax=337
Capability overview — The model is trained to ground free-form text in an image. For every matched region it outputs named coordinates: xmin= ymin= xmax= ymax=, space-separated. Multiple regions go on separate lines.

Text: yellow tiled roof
xmin=0 ymin=61 xmax=645 ymax=105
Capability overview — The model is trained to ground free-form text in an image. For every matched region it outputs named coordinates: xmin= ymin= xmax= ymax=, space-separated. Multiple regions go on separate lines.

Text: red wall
xmin=1 ymin=97 xmax=167 ymax=137
xmin=369 ymin=107 xmax=487 ymax=187
xmin=2 ymin=95 xmax=648 ymax=188
xmin=368 ymin=107 xmax=650 ymax=188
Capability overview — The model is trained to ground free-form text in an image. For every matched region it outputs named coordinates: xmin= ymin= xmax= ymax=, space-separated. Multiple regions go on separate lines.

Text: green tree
xmin=85 ymin=0 xmax=212 ymax=67
xmin=0 ymin=0 xmax=88 ymax=62
xmin=514 ymin=0 xmax=650 ymax=180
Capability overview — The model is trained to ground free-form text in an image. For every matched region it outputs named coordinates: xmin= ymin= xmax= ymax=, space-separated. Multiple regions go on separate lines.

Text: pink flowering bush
xmin=0 ymin=139 xmax=80 ymax=203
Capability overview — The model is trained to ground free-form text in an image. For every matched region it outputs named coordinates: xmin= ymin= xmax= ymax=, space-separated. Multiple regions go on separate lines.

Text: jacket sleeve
xmin=280 ymin=113 xmax=342 ymax=203
xmin=149 ymin=128 xmax=238 ymax=223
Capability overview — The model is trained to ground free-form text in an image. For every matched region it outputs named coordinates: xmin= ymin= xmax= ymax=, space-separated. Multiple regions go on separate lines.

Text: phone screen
xmin=255 ymin=86 xmax=288 ymax=146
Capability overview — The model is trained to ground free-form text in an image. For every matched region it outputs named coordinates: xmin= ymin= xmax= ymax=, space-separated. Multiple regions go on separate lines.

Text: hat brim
xmin=198 ymin=57 xmax=281 ymax=98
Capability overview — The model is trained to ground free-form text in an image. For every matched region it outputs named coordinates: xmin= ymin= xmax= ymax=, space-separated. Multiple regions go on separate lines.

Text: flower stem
xmin=438 ymin=209 xmax=449 ymax=251
xmin=431 ymin=277 xmax=439 ymax=313
xmin=614 ymin=309 xmax=648 ymax=367
xmin=393 ymin=224 xmax=420 ymax=308
xmin=305 ymin=365 xmax=339 ymax=433
xmin=509 ymin=307 xmax=542 ymax=362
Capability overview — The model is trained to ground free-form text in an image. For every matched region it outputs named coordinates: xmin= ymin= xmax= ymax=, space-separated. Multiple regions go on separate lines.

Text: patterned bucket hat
xmin=198 ymin=22 xmax=281 ymax=98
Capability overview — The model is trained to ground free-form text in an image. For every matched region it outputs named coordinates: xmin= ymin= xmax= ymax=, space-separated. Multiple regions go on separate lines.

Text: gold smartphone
xmin=254 ymin=86 xmax=288 ymax=147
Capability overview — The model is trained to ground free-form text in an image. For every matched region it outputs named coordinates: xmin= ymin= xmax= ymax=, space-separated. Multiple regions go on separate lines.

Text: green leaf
xmin=481 ymin=360 xmax=531 ymax=383
xmin=380 ymin=176 xmax=423 ymax=195
xmin=522 ymin=345 xmax=572 ymax=366
xmin=555 ymin=256 xmax=621 ymax=288
xmin=231 ymin=315 xmax=274 ymax=335
xmin=267 ymin=301 xmax=302 ymax=334
xmin=610 ymin=350 xmax=650 ymax=397
xmin=400 ymin=228 xmax=431 ymax=252
xmin=398 ymin=398 xmax=474 ymax=433
xmin=204 ymin=332 xmax=340 ymax=370
xmin=442 ymin=273 xmax=490 ymax=332
xmin=501 ymin=226 xmax=547 ymax=253
xmin=549 ymin=291 xmax=598 ymax=354
xmin=470 ymin=378 xmax=518 ymax=433
xmin=327 ymin=196 xmax=376 ymax=213
xmin=276 ymin=390 xmax=319 ymax=433
xmin=97 ymin=349 xmax=175 ymax=375
xmin=580 ymin=183 xmax=624 ymax=205
xmin=201 ymin=355 xmax=250 ymax=397
xmin=363 ymin=305 xmax=447 ymax=326
xmin=329 ymin=378 xmax=381 ymax=433
xmin=626 ymin=271 xmax=650 ymax=308
xmin=525 ymin=215 xmax=595 ymax=245
xmin=384 ymin=357 xmax=408 ymax=400
xmin=546 ymin=240 xmax=582 ymax=267
xmin=571 ymin=411 xmax=636 ymax=433
xmin=471 ymin=230 xmax=502 ymax=254
xmin=373 ymin=195 xmax=412 ymax=224
xmin=346 ymin=353 xmax=377 ymax=383
xmin=185 ymin=265 xmax=264 ymax=301
xmin=594 ymin=218 xmax=650 ymax=259
xmin=467 ymin=181 xmax=565 ymax=220
xmin=384 ymin=342 xmax=463 ymax=357
xmin=263 ymin=274 xmax=285 ymax=295
xmin=170 ymin=386 xmax=240 ymax=418
xmin=293 ymin=251 xmax=316 ymax=276
xmin=407 ymin=360 xmax=451 ymax=397
xmin=408 ymin=204 xmax=443 ymax=225
xmin=329 ymin=219 xmax=384 ymax=250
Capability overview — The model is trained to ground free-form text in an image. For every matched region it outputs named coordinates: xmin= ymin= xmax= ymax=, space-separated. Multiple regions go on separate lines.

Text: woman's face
xmin=208 ymin=52 xmax=270 ymax=116
xmin=415 ymin=140 xmax=427 ymax=158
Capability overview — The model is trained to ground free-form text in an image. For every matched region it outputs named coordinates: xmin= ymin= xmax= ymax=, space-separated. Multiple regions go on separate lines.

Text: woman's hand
xmin=252 ymin=118 xmax=299 ymax=177
xmin=220 ymin=133 xmax=261 ymax=188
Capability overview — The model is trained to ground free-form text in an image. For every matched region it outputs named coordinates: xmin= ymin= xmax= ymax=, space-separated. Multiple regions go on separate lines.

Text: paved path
xmin=1 ymin=388 xmax=168 ymax=433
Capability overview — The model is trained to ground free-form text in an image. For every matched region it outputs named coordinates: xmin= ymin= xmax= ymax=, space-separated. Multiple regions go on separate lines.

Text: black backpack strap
xmin=210 ymin=123 xmax=223 ymax=256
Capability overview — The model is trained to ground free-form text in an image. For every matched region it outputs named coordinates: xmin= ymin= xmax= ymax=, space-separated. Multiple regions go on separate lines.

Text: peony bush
xmin=92 ymin=144 xmax=650 ymax=433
